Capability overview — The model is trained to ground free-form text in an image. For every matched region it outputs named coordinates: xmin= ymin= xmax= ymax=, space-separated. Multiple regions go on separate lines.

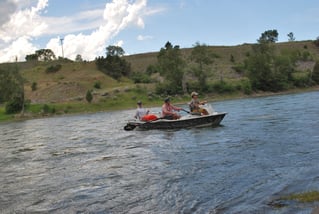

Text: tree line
xmin=100 ymin=30 xmax=319 ymax=95
xmin=245 ymin=30 xmax=319 ymax=92
xmin=1 ymin=29 xmax=319 ymax=115
xmin=147 ymin=30 xmax=319 ymax=95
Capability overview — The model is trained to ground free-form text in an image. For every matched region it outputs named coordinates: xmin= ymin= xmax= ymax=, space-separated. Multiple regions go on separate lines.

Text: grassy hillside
xmin=125 ymin=40 xmax=319 ymax=79
xmin=19 ymin=61 xmax=133 ymax=103
xmin=1 ymin=40 xmax=318 ymax=121
xmin=11 ymin=41 xmax=319 ymax=102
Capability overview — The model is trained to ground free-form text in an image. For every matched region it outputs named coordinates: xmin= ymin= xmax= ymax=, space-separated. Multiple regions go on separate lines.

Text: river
xmin=1 ymin=91 xmax=319 ymax=213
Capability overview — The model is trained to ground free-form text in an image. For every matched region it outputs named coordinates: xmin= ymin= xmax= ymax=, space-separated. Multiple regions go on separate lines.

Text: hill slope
xmin=125 ymin=41 xmax=319 ymax=78
xmin=20 ymin=61 xmax=134 ymax=103
xmin=4 ymin=40 xmax=319 ymax=104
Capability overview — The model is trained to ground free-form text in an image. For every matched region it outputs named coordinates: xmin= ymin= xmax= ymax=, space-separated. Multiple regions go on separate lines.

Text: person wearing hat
xmin=135 ymin=101 xmax=149 ymax=120
xmin=162 ymin=97 xmax=182 ymax=120
xmin=189 ymin=92 xmax=208 ymax=115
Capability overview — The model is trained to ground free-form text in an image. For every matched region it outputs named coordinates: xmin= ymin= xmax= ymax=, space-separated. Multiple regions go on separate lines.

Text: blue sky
xmin=0 ymin=0 xmax=318 ymax=62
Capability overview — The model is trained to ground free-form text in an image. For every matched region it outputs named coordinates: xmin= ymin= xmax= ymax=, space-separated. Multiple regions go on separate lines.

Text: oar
xmin=182 ymin=108 xmax=202 ymax=116
xmin=181 ymin=108 xmax=190 ymax=114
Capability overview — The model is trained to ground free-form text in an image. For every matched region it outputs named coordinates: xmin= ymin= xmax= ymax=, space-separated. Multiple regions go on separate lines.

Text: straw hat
xmin=191 ymin=91 xmax=198 ymax=97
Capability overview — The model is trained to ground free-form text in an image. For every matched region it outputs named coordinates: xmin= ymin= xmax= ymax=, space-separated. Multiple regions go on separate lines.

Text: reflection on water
xmin=1 ymin=91 xmax=319 ymax=213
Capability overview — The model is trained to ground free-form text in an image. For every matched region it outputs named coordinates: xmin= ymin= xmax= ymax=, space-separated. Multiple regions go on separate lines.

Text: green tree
xmin=86 ymin=90 xmax=93 ymax=103
xmin=106 ymin=45 xmax=125 ymax=56
xmin=312 ymin=61 xmax=319 ymax=84
xmin=25 ymin=53 xmax=38 ymax=61
xmin=258 ymin=29 xmax=279 ymax=43
xmin=0 ymin=64 xmax=25 ymax=113
xmin=287 ymin=32 xmax=295 ymax=41
xmin=31 ymin=82 xmax=37 ymax=91
xmin=5 ymin=96 xmax=24 ymax=114
xmin=36 ymin=49 xmax=56 ymax=61
xmin=245 ymin=48 xmax=273 ymax=91
xmin=75 ymin=54 xmax=83 ymax=62
xmin=245 ymin=30 xmax=296 ymax=92
xmin=190 ymin=42 xmax=217 ymax=91
xmin=272 ymin=55 xmax=294 ymax=90
xmin=25 ymin=49 xmax=56 ymax=61
xmin=95 ymin=46 xmax=131 ymax=80
xmin=157 ymin=41 xmax=185 ymax=94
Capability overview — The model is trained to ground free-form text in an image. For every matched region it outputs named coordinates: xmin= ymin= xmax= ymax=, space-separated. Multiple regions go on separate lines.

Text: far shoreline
xmin=1 ymin=86 xmax=319 ymax=123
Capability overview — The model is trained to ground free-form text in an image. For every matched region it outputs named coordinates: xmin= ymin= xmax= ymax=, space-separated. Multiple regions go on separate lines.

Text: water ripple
xmin=1 ymin=91 xmax=319 ymax=213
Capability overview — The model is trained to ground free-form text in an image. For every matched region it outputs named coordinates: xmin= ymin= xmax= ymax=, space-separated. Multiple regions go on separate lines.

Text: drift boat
xmin=124 ymin=104 xmax=227 ymax=131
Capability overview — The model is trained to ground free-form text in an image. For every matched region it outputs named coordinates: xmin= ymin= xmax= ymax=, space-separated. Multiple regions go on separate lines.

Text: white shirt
xmin=135 ymin=107 xmax=148 ymax=119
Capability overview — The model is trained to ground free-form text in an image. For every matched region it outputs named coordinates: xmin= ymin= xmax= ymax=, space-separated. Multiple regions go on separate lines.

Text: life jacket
xmin=141 ymin=114 xmax=158 ymax=121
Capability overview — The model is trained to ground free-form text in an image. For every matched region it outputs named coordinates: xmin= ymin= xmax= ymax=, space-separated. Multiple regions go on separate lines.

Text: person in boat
xmin=135 ymin=101 xmax=149 ymax=120
xmin=189 ymin=92 xmax=209 ymax=115
xmin=162 ymin=97 xmax=182 ymax=120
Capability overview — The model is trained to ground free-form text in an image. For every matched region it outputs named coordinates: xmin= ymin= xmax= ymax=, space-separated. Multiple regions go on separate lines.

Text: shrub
xmin=312 ymin=61 xmax=319 ymax=84
xmin=155 ymin=82 xmax=183 ymax=95
xmin=130 ymin=72 xmax=151 ymax=83
xmin=302 ymin=51 xmax=311 ymax=61
xmin=230 ymin=54 xmax=235 ymax=63
xmin=155 ymin=82 xmax=172 ymax=95
xmin=41 ymin=104 xmax=56 ymax=114
xmin=94 ymin=81 xmax=101 ymax=89
xmin=46 ymin=64 xmax=62 ymax=73
xmin=240 ymin=79 xmax=253 ymax=94
xmin=292 ymin=74 xmax=311 ymax=87
xmin=31 ymin=82 xmax=37 ymax=91
xmin=185 ymin=82 xmax=201 ymax=94
xmin=146 ymin=65 xmax=158 ymax=75
xmin=42 ymin=104 xmax=50 ymax=114
xmin=232 ymin=64 xmax=246 ymax=74
xmin=5 ymin=96 xmax=24 ymax=114
xmin=211 ymin=81 xmax=235 ymax=93
xmin=133 ymin=85 xmax=145 ymax=93
xmin=86 ymin=90 xmax=93 ymax=103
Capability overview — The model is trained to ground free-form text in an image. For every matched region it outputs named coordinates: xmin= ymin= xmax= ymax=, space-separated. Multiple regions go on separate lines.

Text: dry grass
xmin=3 ymin=40 xmax=318 ymax=105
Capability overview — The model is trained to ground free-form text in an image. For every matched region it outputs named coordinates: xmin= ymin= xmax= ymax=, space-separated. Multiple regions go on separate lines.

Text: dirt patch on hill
xmin=25 ymin=82 xmax=87 ymax=103
xmin=296 ymin=61 xmax=316 ymax=71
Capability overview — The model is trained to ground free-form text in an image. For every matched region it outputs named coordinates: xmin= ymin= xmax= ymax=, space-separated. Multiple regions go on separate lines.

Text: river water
xmin=1 ymin=91 xmax=319 ymax=213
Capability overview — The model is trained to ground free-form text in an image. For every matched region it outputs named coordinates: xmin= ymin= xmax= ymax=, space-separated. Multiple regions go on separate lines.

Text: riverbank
xmin=1 ymin=86 xmax=319 ymax=123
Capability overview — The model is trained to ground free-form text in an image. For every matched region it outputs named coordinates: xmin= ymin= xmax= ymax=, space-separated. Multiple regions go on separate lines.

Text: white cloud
xmin=41 ymin=9 xmax=104 ymax=35
xmin=144 ymin=6 xmax=166 ymax=16
xmin=137 ymin=35 xmax=153 ymax=41
xmin=0 ymin=0 xmax=153 ymax=62
xmin=114 ymin=40 xmax=124 ymax=47
xmin=47 ymin=0 xmax=148 ymax=61
xmin=0 ymin=36 xmax=37 ymax=62
xmin=0 ymin=0 xmax=48 ymax=43
xmin=0 ymin=0 xmax=18 ymax=26
xmin=0 ymin=0 xmax=48 ymax=61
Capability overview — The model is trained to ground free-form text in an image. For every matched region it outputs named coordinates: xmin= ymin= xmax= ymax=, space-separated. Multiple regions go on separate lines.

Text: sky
xmin=0 ymin=0 xmax=319 ymax=63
